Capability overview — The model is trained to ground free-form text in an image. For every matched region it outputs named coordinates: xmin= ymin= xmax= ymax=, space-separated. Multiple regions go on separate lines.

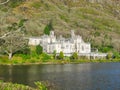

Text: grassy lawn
xmin=0 ymin=55 xmax=120 ymax=65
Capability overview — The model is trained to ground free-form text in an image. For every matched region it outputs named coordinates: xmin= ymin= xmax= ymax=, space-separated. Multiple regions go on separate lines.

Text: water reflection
xmin=0 ymin=63 xmax=120 ymax=90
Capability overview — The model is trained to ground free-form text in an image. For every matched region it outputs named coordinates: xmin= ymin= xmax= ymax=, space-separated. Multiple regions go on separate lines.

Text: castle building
xmin=29 ymin=30 xmax=107 ymax=58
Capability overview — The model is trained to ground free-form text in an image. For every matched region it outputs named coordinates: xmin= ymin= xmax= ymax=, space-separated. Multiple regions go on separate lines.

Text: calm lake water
xmin=0 ymin=63 xmax=120 ymax=90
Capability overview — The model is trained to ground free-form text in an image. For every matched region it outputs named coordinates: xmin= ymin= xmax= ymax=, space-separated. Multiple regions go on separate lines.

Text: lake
xmin=0 ymin=63 xmax=120 ymax=90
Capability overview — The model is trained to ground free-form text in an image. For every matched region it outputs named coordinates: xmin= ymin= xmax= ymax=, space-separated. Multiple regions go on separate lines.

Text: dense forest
xmin=0 ymin=0 xmax=120 ymax=57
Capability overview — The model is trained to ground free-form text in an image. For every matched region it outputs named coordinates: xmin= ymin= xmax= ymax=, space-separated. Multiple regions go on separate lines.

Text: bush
xmin=99 ymin=46 xmax=113 ymax=53
xmin=35 ymin=81 xmax=47 ymax=90
xmin=0 ymin=81 xmax=47 ymax=90
xmin=36 ymin=45 xmax=43 ymax=55
xmin=113 ymin=51 xmax=120 ymax=59
xmin=21 ymin=54 xmax=31 ymax=60
xmin=0 ymin=82 xmax=34 ymax=90
xmin=106 ymin=52 xmax=113 ymax=59
xmin=41 ymin=53 xmax=51 ymax=62
xmin=70 ymin=52 xmax=78 ymax=60
xmin=58 ymin=51 xmax=64 ymax=60
xmin=53 ymin=50 xmax=56 ymax=59
xmin=16 ymin=47 xmax=31 ymax=55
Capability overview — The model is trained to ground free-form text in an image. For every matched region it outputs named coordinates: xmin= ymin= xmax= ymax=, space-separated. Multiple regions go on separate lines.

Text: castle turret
xmin=50 ymin=31 xmax=54 ymax=36
xmin=71 ymin=30 xmax=75 ymax=38
xmin=50 ymin=31 xmax=56 ymax=43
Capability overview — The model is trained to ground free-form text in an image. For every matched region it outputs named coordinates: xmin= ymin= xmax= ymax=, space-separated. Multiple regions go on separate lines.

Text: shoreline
xmin=0 ymin=59 xmax=120 ymax=66
xmin=0 ymin=81 xmax=47 ymax=90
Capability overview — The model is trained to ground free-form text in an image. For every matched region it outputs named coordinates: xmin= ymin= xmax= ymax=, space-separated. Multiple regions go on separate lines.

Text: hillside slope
xmin=0 ymin=0 xmax=120 ymax=54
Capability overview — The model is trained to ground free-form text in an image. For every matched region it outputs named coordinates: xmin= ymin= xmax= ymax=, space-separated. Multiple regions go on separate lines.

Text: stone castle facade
xmin=29 ymin=30 xmax=107 ymax=58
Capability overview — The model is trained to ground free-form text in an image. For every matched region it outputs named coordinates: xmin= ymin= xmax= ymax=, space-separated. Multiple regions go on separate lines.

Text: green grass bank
xmin=0 ymin=54 xmax=120 ymax=65
xmin=0 ymin=81 xmax=47 ymax=90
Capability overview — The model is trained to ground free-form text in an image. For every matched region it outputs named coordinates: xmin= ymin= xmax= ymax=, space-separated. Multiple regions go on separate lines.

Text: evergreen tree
xmin=44 ymin=20 xmax=53 ymax=35
xmin=36 ymin=45 xmax=43 ymax=55
xmin=44 ymin=25 xmax=50 ymax=35
xmin=59 ymin=51 xmax=64 ymax=60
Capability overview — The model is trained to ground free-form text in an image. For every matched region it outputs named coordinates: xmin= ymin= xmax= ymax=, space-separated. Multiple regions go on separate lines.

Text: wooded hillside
xmin=0 ymin=0 xmax=120 ymax=54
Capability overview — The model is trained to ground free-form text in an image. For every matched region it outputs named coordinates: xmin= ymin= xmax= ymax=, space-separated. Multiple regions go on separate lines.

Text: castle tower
xmin=71 ymin=30 xmax=75 ymax=38
xmin=50 ymin=31 xmax=54 ymax=36
xmin=50 ymin=31 xmax=56 ymax=43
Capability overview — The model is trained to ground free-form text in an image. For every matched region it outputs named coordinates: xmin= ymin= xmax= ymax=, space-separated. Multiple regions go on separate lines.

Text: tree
xmin=0 ymin=32 xmax=28 ymax=60
xmin=53 ymin=50 xmax=56 ymax=59
xmin=58 ymin=51 xmax=64 ymax=60
xmin=71 ymin=52 xmax=78 ymax=60
xmin=44 ymin=20 xmax=53 ymax=35
xmin=36 ymin=45 xmax=43 ymax=55
xmin=0 ymin=19 xmax=28 ymax=60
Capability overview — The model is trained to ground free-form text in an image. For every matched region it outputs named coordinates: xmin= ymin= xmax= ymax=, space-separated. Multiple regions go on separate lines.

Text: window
xmin=52 ymin=46 xmax=54 ymax=49
xmin=66 ymin=45 xmax=69 ymax=48
xmin=82 ymin=46 xmax=84 ymax=51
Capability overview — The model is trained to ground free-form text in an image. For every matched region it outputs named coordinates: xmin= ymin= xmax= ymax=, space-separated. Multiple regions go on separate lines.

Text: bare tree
xmin=0 ymin=19 xmax=28 ymax=60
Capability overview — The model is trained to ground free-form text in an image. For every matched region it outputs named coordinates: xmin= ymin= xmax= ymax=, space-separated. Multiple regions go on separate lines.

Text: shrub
xmin=99 ymin=46 xmax=113 ymax=53
xmin=0 ymin=81 xmax=47 ymax=90
xmin=58 ymin=51 xmax=64 ymax=60
xmin=53 ymin=50 xmax=56 ymax=59
xmin=113 ymin=51 xmax=120 ymax=59
xmin=16 ymin=47 xmax=31 ymax=55
xmin=41 ymin=53 xmax=51 ymax=62
xmin=106 ymin=52 xmax=113 ymax=59
xmin=70 ymin=52 xmax=78 ymax=60
xmin=36 ymin=45 xmax=43 ymax=55
xmin=21 ymin=54 xmax=31 ymax=60
xmin=35 ymin=81 xmax=47 ymax=90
